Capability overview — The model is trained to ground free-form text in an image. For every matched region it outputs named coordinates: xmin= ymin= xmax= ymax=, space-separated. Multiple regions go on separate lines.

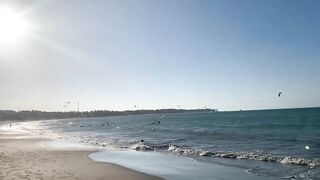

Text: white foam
xmin=0 ymin=123 xmax=29 ymax=134
xmin=47 ymin=138 xmax=96 ymax=150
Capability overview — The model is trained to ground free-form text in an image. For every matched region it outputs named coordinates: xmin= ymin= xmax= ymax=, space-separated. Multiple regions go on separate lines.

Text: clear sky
xmin=0 ymin=0 xmax=319 ymax=111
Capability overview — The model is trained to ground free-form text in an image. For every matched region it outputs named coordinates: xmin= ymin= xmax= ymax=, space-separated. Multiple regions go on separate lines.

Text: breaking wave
xmin=75 ymin=136 xmax=320 ymax=168
xmin=54 ymin=135 xmax=320 ymax=170
xmin=128 ymin=143 xmax=320 ymax=168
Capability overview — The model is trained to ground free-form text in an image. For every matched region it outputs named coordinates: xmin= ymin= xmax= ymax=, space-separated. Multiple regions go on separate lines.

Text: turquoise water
xmin=13 ymin=107 xmax=320 ymax=179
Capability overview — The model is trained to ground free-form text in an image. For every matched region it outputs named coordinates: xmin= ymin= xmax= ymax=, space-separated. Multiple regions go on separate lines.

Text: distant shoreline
xmin=1 ymin=106 xmax=319 ymax=121
xmin=0 ymin=108 xmax=218 ymax=121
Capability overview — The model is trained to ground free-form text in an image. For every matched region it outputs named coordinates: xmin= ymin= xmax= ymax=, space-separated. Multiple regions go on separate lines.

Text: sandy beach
xmin=0 ymin=130 xmax=162 ymax=180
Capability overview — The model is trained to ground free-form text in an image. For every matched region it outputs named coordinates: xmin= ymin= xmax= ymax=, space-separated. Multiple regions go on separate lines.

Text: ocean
xmin=8 ymin=107 xmax=320 ymax=179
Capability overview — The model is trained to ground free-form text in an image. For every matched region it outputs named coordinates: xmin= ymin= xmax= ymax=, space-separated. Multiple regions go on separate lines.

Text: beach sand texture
xmin=0 ymin=132 xmax=162 ymax=180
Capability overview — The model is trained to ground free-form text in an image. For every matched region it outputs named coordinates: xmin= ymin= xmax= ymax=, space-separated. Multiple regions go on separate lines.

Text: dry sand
xmin=0 ymin=131 xmax=163 ymax=180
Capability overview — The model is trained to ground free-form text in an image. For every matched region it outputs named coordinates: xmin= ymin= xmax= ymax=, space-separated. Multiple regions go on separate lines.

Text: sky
xmin=0 ymin=0 xmax=319 ymax=111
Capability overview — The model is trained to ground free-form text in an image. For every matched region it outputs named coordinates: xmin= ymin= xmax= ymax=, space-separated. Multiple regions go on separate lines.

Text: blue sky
xmin=0 ymin=0 xmax=319 ymax=111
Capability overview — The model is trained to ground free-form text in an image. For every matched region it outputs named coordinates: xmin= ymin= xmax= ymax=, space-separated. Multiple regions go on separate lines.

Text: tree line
xmin=0 ymin=109 xmax=217 ymax=121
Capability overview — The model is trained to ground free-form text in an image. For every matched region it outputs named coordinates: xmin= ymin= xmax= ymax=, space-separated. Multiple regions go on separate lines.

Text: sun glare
xmin=0 ymin=6 xmax=30 ymax=44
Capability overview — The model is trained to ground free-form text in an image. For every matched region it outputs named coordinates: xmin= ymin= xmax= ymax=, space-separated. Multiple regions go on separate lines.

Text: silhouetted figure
xmin=10 ymin=124 xmax=11 ymax=128
xmin=278 ymin=92 xmax=282 ymax=97
xmin=158 ymin=121 xmax=161 ymax=124
xmin=101 ymin=122 xmax=110 ymax=126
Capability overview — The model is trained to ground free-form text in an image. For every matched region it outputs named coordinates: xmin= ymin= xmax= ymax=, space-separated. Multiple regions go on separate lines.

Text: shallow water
xmin=89 ymin=149 xmax=277 ymax=180
xmin=8 ymin=107 xmax=320 ymax=179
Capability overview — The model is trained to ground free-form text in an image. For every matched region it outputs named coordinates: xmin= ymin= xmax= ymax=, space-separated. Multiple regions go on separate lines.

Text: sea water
xmin=8 ymin=108 xmax=320 ymax=179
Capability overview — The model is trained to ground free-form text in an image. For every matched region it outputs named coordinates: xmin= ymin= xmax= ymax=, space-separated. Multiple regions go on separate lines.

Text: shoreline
xmin=0 ymin=129 xmax=163 ymax=180
xmin=1 ymin=120 xmax=281 ymax=180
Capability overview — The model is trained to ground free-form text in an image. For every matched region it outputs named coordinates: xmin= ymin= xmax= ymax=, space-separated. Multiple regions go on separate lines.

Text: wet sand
xmin=0 ymin=131 xmax=163 ymax=180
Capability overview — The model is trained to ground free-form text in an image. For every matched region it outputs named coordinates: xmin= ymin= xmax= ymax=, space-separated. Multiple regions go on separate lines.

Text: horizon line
xmin=1 ymin=106 xmax=319 ymax=113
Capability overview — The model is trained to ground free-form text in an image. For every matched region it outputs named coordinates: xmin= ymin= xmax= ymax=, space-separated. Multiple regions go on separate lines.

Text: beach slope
xmin=0 ymin=131 xmax=162 ymax=180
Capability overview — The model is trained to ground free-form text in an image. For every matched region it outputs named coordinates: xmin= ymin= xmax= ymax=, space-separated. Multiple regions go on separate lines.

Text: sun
xmin=0 ymin=6 xmax=30 ymax=44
